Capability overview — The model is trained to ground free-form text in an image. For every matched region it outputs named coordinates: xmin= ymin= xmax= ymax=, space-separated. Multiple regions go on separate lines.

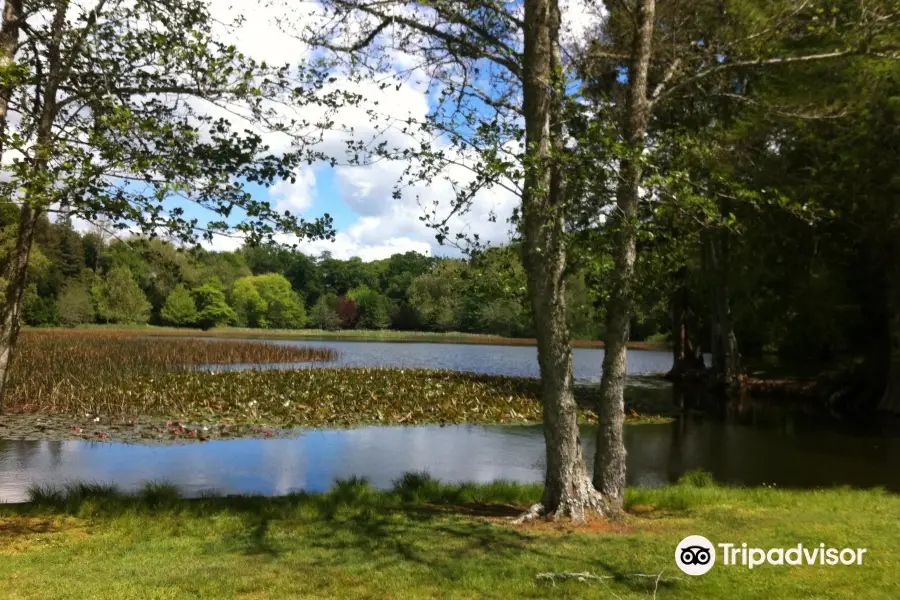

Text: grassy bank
xmin=0 ymin=476 xmax=895 ymax=599
xmin=4 ymin=330 xmax=671 ymax=442
xmin=35 ymin=324 xmax=670 ymax=351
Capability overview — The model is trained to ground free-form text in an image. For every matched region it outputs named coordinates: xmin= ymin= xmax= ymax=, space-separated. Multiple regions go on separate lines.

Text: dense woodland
xmin=1 ymin=215 xmax=609 ymax=339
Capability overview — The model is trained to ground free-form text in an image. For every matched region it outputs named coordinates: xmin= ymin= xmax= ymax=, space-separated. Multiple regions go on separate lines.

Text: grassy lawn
xmin=0 ymin=476 xmax=896 ymax=599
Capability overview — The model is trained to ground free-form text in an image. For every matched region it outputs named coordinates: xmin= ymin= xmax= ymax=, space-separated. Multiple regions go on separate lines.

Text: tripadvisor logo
xmin=675 ymin=535 xmax=867 ymax=576
xmin=675 ymin=535 xmax=716 ymax=576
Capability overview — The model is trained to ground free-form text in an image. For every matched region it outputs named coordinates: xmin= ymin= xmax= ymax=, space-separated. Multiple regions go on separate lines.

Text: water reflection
xmin=3 ymin=340 xmax=897 ymax=502
xmin=2 ymin=409 xmax=897 ymax=503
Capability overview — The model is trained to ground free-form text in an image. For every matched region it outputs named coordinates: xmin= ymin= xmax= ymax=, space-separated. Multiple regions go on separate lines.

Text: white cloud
xmin=299 ymin=232 xmax=432 ymax=262
xmin=195 ymin=0 xmax=594 ymax=261
xmin=208 ymin=1 xmax=313 ymax=67
xmin=270 ymin=169 xmax=316 ymax=214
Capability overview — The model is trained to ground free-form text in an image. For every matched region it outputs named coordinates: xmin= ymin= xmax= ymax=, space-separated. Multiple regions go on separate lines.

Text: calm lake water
xmin=1 ymin=416 xmax=898 ymax=503
xmin=233 ymin=340 xmax=674 ymax=383
xmin=1 ymin=339 xmax=898 ymax=502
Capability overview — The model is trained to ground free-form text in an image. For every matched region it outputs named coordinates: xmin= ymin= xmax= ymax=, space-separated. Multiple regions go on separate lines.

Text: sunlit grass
xmin=0 ymin=475 xmax=895 ymax=599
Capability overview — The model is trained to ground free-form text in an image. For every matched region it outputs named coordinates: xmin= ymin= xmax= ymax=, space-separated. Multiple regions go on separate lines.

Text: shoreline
xmin=0 ymin=409 xmax=675 ymax=445
xmin=27 ymin=324 xmax=670 ymax=351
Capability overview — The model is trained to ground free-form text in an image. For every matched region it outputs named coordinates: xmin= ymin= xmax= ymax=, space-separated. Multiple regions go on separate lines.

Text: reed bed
xmin=5 ymin=330 xmax=338 ymax=413
xmin=5 ymin=330 xmax=670 ymax=434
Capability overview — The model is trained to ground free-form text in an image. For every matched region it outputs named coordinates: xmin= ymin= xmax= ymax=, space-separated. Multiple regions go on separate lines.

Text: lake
xmin=233 ymin=339 xmax=675 ymax=383
xmin=1 ymin=339 xmax=897 ymax=502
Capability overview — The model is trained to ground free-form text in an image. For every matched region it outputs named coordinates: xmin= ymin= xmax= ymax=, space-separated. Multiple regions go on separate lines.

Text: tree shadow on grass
xmin=8 ymin=474 xmax=672 ymax=595
xmin=10 ymin=474 xmax=557 ymax=578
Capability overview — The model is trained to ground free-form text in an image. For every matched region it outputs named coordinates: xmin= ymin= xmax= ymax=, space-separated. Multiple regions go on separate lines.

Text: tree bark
xmin=0 ymin=0 xmax=25 ymax=410
xmin=0 ymin=204 xmax=38 ymax=408
xmin=0 ymin=0 xmax=65 ymax=410
xmin=519 ymin=0 xmax=603 ymax=521
xmin=878 ymin=256 xmax=900 ymax=412
xmin=702 ymin=227 xmax=741 ymax=388
xmin=594 ymin=0 xmax=656 ymax=510
xmin=0 ymin=0 xmax=22 ymax=155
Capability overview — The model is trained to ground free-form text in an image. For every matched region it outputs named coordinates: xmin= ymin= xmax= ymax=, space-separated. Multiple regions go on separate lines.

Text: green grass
xmin=1 ymin=475 xmax=896 ymax=599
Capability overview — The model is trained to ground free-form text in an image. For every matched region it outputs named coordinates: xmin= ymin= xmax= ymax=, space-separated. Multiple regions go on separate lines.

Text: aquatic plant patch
xmin=4 ymin=330 xmax=672 ymax=441
xmin=5 ymin=330 xmax=338 ymax=413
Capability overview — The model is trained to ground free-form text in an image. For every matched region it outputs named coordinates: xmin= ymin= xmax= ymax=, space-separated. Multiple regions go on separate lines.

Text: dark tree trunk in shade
xmin=878 ymin=255 xmax=900 ymax=413
xmin=666 ymin=271 xmax=705 ymax=380
xmin=703 ymin=227 xmax=742 ymax=389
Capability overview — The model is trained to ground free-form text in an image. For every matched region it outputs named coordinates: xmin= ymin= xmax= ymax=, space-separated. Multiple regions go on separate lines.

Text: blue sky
xmin=166 ymin=1 xmax=598 ymax=261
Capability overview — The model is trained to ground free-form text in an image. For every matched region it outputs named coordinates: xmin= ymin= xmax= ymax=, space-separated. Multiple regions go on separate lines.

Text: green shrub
xmin=192 ymin=283 xmax=236 ymax=330
xmin=161 ymin=284 xmax=198 ymax=327
xmin=57 ymin=281 xmax=95 ymax=326
xmin=23 ymin=285 xmax=60 ymax=327
xmin=92 ymin=267 xmax=151 ymax=324
xmin=678 ymin=468 xmax=716 ymax=488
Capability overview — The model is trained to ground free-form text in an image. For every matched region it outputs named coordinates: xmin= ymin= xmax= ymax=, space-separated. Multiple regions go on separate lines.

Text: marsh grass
xmin=9 ymin=364 xmax=670 ymax=427
xmin=6 ymin=329 xmax=671 ymax=428
xmin=4 ymin=476 xmax=896 ymax=599
xmin=6 ymin=330 xmax=338 ymax=413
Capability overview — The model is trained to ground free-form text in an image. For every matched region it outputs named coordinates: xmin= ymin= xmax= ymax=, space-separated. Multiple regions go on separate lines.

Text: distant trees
xmin=161 ymin=285 xmax=198 ymax=327
xmin=308 ymin=293 xmax=341 ymax=330
xmin=57 ymin=282 xmax=95 ymax=327
xmin=407 ymin=261 xmax=468 ymax=332
xmin=191 ymin=284 xmax=236 ymax=331
xmin=12 ymin=218 xmax=617 ymax=338
xmin=92 ymin=267 xmax=151 ymax=325
xmin=350 ymin=287 xmax=391 ymax=330
xmin=233 ymin=274 xmax=306 ymax=329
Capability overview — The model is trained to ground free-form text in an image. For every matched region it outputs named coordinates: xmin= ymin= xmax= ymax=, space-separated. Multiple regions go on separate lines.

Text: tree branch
xmin=655 ymin=46 xmax=899 ymax=103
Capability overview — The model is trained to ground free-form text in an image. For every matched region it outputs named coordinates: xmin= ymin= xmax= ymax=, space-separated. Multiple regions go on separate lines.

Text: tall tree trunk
xmin=0 ymin=0 xmax=65 ymax=409
xmin=0 ymin=0 xmax=24 ymax=410
xmin=594 ymin=0 xmax=656 ymax=510
xmin=878 ymin=255 xmax=900 ymax=412
xmin=0 ymin=0 xmax=22 ymax=154
xmin=703 ymin=227 xmax=741 ymax=388
xmin=0 ymin=204 xmax=38 ymax=409
xmin=519 ymin=0 xmax=603 ymax=521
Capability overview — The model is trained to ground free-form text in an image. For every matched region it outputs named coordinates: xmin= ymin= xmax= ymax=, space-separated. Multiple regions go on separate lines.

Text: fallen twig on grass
xmin=512 ymin=502 xmax=544 ymax=525
xmin=536 ymin=570 xmax=682 ymax=586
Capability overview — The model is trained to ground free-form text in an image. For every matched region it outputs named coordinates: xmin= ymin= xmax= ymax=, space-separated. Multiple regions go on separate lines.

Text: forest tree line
xmin=4 ymin=212 xmax=611 ymax=339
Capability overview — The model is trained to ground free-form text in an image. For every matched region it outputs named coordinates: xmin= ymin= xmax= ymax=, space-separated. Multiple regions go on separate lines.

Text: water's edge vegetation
xmin=27 ymin=324 xmax=670 ymax=350
xmin=4 ymin=330 xmax=672 ymax=443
